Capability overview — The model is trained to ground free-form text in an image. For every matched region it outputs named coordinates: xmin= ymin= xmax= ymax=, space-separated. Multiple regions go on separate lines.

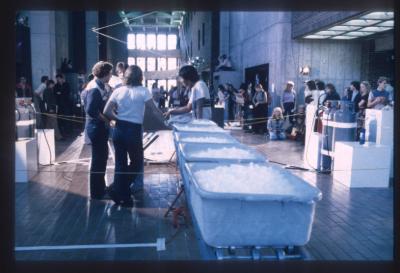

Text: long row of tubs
xmin=172 ymin=120 xmax=322 ymax=260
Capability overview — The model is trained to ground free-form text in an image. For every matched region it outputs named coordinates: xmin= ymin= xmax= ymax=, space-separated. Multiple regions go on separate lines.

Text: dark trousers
xmin=112 ymin=120 xmax=143 ymax=201
xmin=58 ymin=105 xmax=73 ymax=136
xmin=283 ymin=102 xmax=295 ymax=124
xmin=253 ymin=103 xmax=268 ymax=133
xmin=86 ymin=121 xmax=109 ymax=198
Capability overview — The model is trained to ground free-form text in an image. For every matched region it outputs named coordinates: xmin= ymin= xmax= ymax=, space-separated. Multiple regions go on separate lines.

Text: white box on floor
xmin=15 ymin=138 xmax=38 ymax=182
xmin=37 ymin=129 xmax=55 ymax=165
xmin=333 ymin=141 xmax=390 ymax=188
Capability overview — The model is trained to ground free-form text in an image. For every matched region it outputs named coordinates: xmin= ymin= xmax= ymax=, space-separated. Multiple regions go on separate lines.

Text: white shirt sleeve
xmin=368 ymin=92 xmax=374 ymax=101
xmin=188 ymin=86 xmax=195 ymax=104
xmin=144 ymin=87 xmax=152 ymax=102
xmin=108 ymin=88 xmax=118 ymax=103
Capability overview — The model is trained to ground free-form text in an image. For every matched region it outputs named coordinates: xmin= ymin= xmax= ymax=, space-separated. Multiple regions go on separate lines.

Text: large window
xmin=137 ymin=57 xmax=146 ymax=72
xmin=136 ymin=33 xmax=146 ymax=50
xmin=127 ymin=57 xmax=136 ymax=66
xmin=157 ymin=58 xmax=167 ymax=71
xmin=147 ymin=58 xmax=156 ymax=71
xmin=167 ymin=34 xmax=177 ymax=50
xmin=167 ymin=58 xmax=177 ymax=70
xmin=127 ymin=34 xmax=135 ymax=49
xmin=147 ymin=80 xmax=156 ymax=90
xmin=147 ymin=33 xmax=156 ymax=50
xmin=157 ymin=34 xmax=167 ymax=50
xmin=167 ymin=79 xmax=177 ymax=91
xmin=158 ymin=80 xmax=167 ymax=90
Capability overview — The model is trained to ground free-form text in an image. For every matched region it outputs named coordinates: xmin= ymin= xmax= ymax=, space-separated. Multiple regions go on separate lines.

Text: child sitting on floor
xmin=267 ymin=107 xmax=286 ymax=140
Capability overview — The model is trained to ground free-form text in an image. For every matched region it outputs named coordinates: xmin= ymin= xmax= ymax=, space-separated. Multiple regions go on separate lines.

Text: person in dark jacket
xmin=43 ymin=80 xmax=63 ymax=140
xmin=322 ymin=83 xmax=341 ymax=106
xmin=343 ymin=81 xmax=362 ymax=113
xmin=54 ymin=74 xmax=72 ymax=137
xmin=84 ymin=61 xmax=113 ymax=200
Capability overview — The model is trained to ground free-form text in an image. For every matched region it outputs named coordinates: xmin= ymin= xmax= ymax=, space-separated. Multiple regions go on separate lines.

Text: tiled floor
xmin=15 ymin=128 xmax=393 ymax=261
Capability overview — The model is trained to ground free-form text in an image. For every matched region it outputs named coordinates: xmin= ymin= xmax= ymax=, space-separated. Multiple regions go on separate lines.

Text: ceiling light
xmin=328 ymin=26 xmax=361 ymax=31
xmin=345 ymin=31 xmax=374 ymax=36
xmin=343 ymin=19 xmax=381 ymax=26
xmin=359 ymin=26 xmax=392 ymax=32
xmin=315 ymin=30 xmax=345 ymax=36
xmin=377 ymin=20 xmax=394 ymax=27
xmin=330 ymin=36 xmax=357 ymax=40
xmin=304 ymin=35 xmax=330 ymax=39
xmin=361 ymin=12 xmax=394 ymax=20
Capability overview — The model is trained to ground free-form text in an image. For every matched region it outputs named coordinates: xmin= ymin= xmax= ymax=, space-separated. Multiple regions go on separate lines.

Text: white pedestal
xmin=15 ymin=138 xmax=38 ymax=183
xmin=333 ymin=141 xmax=390 ymax=188
xmin=37 ymin=129 xmax=55 ymax=165
xmin=365 ymin=108 xmax=393 ymax=178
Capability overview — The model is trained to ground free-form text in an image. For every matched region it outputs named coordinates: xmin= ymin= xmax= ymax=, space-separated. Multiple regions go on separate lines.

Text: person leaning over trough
xmin=267 ymin=107 xmax=286 ymax=141
xmin=164 ymin=65 xmax=212 ymax=120
xmin=84 ymin=61 xmax=113 ymax=200
xmin=103 ymin=65 xmax=161 ymax=207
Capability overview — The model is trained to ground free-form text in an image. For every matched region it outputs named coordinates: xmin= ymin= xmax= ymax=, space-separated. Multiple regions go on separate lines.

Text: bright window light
xmin=361 ymin=12 xmax=394 ymax=20
xmin=315 ymin=30 xmax=345 ymax=36
xmin=330 ymin=36 xmax=357 ymax=40
xmin=167 ymin=34 xmax=177 ymax=50
xmin=167 ymin=79 xmax=177 ymax=91
xmin=343 ymin=19 xmax=380 ymax=26
xmin=127 ymin=34 xmax=135 ymax=49
xmin=136 ymin=33 xmax=146 ymax=50
xmin=157 ymin=34 xmax=167 ymax=50
xmin=345 ymin=31 xmax=374 ymax=36
xmin=147 ymin=58 xmax=156 ymax=71
xmin=304 ymin=35 xmax=330 ymax=39
xmin=147 ymin=34 xmax=156 ymax=50
xmin=359 ymin=26 xmax=392 ymax=32
xmin=377 ymin=20 xmax=394 ymax=27
xmin=137 ymin=57 xmax=146 ymax=71
xmin=328 ymin=25 xmax=361 ymax=31
xmin=147 ymin=80 xmax=156 ymax=89
xmin=167 ymin=58 xmax=177 ymax=70
xmin=127 ymin=57 xmax=135 ymax=65
xmin=157 ymin=58 xmax=167 ymax=70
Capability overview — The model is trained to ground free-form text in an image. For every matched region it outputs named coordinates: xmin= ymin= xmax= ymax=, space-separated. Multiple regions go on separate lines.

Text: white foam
xmin=193 ymin=163 xmax=298 ymax=195
xmin=175 ymin=124 xmax=224 ymax=132
xmin=181 ymin=136 xmax=234 ymax=144
xmin=190 ymin=147 xmax=256 ymax=159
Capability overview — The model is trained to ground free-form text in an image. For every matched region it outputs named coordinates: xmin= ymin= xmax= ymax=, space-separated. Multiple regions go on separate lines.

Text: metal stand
xmin=164 ymin=183 xmax=184 ymax=218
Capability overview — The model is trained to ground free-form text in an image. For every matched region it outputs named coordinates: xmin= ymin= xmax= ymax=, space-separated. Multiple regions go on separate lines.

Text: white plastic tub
xmin=173 ymin=131 xmax=238 ymax=144
xmin=183 ymin=162 xmax=322 ymax=248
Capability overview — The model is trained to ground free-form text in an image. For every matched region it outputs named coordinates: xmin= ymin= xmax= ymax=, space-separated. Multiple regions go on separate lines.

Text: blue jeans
xmin=112 ymin=120 xmax=143 ymax=201
xmin=86 ymin=121 xmax=109 ymax=198
xmin=270 ymin=131 xmax=286 ymax=140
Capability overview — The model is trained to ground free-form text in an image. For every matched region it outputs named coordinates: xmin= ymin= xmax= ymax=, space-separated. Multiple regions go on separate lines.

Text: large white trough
xmin=183 ymin=162 xmax=322 ymax=248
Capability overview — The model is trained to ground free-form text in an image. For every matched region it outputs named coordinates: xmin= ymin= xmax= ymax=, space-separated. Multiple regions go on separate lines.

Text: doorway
xmin=245 ymin=63 xmax=269 ymax=96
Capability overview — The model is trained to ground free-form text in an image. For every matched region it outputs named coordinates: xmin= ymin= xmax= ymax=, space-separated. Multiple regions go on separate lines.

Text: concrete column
xmin=85 ymin=11 xmax=99 ymax=74
xmin=219 ymin=12 xmax=230 ymax=57
xmin=29 ymin=11 xmax=58 ymax=88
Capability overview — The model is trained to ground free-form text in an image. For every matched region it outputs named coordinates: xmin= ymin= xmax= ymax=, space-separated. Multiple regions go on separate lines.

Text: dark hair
xmin=46 ymin=80 xmax=55 ymax=87
xmin=315 ymin=80 xmax=325 ymax=90
xmin=326 ymin=83 xmax=336 ymax=93
xmin=116 ymin=62 xmax=128 ymax=73
xmin=179 ymin=65 xmax=199 ymax=83
xmin=41 ymin=76 xmax=49 ymax=83
xmin=87 ymin=73 xmax=94 ymax=81
xmin=55 ymin=74 xmax=64 ymax=79
xmin=239 ymin=83 xmax=247 ymax=90
xmin=92 ymin=61 xmax=113 ymax=79
xmin=350 ymin=81 xmax=360 ymax=91
xmin=218 ymin=84 xmax=225 ymax=91
xmin=123 ymin=65 xmax=143 ymax=86
xmin=306 ymin=80 xmax=316 ymax=90
xmin=378 ymin=76 xmax=387 ymax=83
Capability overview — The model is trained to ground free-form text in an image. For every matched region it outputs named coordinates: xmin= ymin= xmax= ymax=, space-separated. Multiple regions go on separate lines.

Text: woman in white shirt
xmin=103 ymin=65 xmax=161 ymax=207
xmin=164 ymin=65 xmax=212 ymax=120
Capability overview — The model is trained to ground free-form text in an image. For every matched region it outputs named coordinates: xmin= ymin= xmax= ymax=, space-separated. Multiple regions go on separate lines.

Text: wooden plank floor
xmin=15 ymin=128 xmax=393 ymax=261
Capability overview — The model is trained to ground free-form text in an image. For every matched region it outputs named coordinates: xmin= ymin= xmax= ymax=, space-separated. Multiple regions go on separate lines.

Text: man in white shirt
xmin=164 ymin=65 xmax=212 ymax=120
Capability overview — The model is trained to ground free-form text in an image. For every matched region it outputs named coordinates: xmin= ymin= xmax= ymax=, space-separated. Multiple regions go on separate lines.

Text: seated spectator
xmin=367 ymin=76 xmax=390 ymax=110
xmin=267 ymin=107 xmax=286 ymax=141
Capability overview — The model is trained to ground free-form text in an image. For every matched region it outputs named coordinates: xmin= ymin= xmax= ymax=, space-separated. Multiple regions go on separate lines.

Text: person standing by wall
xmin=84 ymin=61 xmax=113 ymax=200
xmin=343 ymin=81 xmax=361 ymax=113
xmin=252 ymin=83 xmax=269 ymax=134
xmin=367 ymin=76 xmax=390 ymax=110
xmin=43 ymin=80 xmax=63 ymax=141
xmin=322 ymin=83 xmax=341 ymax=106
xmin=54 ymin=74 xmax=72 ymax=138
xmin=164 ymin=65 xmax=212 ymax=120
xmin=281 ymin=81 xmax=296 ymax=124
xmin=33 ymin=75 xmax=49 ymax=129
xmin=103 ymin=65 xmax=161 ymax=207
